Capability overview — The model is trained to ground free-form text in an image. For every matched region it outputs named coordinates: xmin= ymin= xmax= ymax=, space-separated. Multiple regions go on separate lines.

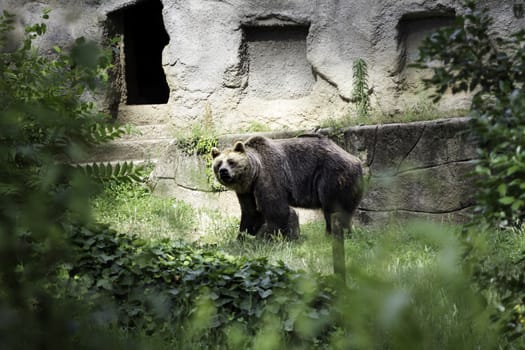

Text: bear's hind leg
xmin=323 ymin=208 xmax=352 ymax=237
xmin=332 ymin=211 xmax=352 ymax=237
xmin=323 ymin=211 xmax=332 ymax=235
xmin=287 ymin=208 xmax=300 ymax=240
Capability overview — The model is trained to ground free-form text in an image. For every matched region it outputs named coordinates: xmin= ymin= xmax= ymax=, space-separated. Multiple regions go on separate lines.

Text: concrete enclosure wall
xmin=150 ymin=117 xmax=477 ymax=226
xmin=0 ymin=1 xmax=503 ymax=227
xmin=1 ymin=0 xmax=522 ymax=132
xmin=344 ymin=117 xmax=476 ymax=223
xmin=244 ymin=25 xmax=314 ymax=99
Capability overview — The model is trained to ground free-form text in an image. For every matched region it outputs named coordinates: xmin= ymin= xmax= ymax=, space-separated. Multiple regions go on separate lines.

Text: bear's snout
xmin=219 ymin=168 xmax=233 ymax=183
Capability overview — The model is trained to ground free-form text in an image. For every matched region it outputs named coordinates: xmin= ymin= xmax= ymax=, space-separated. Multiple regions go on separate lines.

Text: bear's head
xmin=211 ymin=141 xmax=253 ymax=192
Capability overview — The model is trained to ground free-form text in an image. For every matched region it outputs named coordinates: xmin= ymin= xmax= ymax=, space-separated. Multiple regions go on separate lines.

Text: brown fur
xmin=211 ymin=135 xmax=363 ymax=239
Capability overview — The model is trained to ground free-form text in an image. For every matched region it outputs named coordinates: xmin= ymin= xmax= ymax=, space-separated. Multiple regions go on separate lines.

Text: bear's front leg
xmin=257 ymin=207 xmax=299 ymax=240
xmin=286 ymin=208 xmax=299 ymax=240
xmin=253 ymin=183 xmax=300 ymax=240
xmin=236 ymin=192 xmax=264 ymax=236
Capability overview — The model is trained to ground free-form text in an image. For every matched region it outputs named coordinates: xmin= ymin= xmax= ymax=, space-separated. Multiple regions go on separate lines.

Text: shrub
xmin=0 ymin=10 xmax=139 ymax=349
xmin=67 ymin=225 xmax=336 ymax=348
xmin=57 ymin=222 xmax=507 ymax=349
xmin=414 ymin=0 xmax=525 ymax=227
xmin=414 ymin=1 xmax=525 ymax=344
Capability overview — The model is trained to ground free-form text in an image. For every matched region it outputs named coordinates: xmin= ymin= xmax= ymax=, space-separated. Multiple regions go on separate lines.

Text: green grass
xmin=91 ymin=182 xmax=196 ymax=240
xmin=205 ymin=221 xmax=441 ymax=279
xmin=322 ymin=95 xmax=468 ymax=129
xmin=90 ymin=181 xmax=525 ymax=348
xmin=91 ymin=182 xmax=438 ymax=274
xmin=91 ymin=181 xmax=522 ymax=280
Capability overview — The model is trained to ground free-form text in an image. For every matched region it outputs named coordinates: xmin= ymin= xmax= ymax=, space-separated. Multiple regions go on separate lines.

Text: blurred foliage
xmin=414 ymin=0 xmax=525 ymax=345
xmin=469 ymin=229 xmax=525 ymax=349
xmin=65 ymin=222 xmax=504 ymax=349
xmin=1 ymin=4 xmax=524 ymax=350
xmin=414 ymin=0 xmax=525 ymax=227
xmin=0 ymin=9 xmax=141 ymax=349
xmin=67 ymin=225 xmax=334 ymax=348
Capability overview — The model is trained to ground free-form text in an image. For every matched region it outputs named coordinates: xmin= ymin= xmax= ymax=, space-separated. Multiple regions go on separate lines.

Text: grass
xmin=321 ymin=95 xmax=468 ymax=129
xmin=90 ymin=180 xmax=525 ymax=348
xmin=90 ymin=182 xmax=524 ymax=275
xmin=201 ymin=221 xmax=442 ymax=279
xmin=91 ymin=181 xmax=196 ymax=240
xmin=90 ymin=181 xmax=504 ymax=278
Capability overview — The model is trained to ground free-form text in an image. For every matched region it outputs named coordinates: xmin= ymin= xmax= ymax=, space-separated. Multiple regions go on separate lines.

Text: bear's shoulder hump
xmin=244 ymin=136 xmax=271 ymax=150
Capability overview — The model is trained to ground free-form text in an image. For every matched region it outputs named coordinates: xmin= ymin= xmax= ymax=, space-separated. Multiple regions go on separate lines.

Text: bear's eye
xmin=227 ymin=160 xmax=237 ymax=167
xmin=215 ymin=160 xmax=223 ymax=168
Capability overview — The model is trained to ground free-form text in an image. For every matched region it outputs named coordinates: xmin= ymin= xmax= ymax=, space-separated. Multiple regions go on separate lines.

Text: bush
xmin=414 ymin=0 xmax=525 ymax=227
xmin=414 ymin=1 xmax=525 ymax=344
xmin=59 ymin=222 xmax=506 ymax=349
xmin=67 ymin=225 xmax=335 ymax=348
xmin=470 ymin=228 xmax=525 ymax=344
xmin=0 ymin=10 xmax=139 ymax=349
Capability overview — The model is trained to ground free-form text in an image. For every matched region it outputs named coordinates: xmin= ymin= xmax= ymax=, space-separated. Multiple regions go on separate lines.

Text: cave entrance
xmin=120 ymin=0 xmax=170 ymax=105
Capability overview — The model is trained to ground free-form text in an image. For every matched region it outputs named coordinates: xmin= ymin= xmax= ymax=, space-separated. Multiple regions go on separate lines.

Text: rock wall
xmin=344 ymin=117 xmax=476 ymax=223
xmin=150 ymin=117 xmax=478 ymax=226
xmin=1 ymin=0 xmax=522 ymax=133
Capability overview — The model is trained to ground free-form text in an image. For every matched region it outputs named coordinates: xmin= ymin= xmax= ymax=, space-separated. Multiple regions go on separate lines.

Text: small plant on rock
xmin=351 ymin=58 xmax=371 ymax=118
xmin=174 ymin=105 xmax=223 ymax=191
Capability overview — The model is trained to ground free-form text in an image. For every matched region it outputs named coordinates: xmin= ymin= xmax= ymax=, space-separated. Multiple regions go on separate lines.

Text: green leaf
xmin=96 ymin=278 xmax=113 ymax=290
xmin=497 ymin=184 xmax=507 ymax=196
xmin=258 ymin=289 xmax=272 ymax=299
xmin=499 ymin=197 xmax=515 ymax=205
xmin=114 ymin=162 xmax=121 ymax=177
xmin=511 ymin=200 xmax=524 ymax=211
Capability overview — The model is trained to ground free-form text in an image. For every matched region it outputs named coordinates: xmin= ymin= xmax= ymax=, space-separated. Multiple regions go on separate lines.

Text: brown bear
xmin=211 ymin=135 xmax=363 ymax=239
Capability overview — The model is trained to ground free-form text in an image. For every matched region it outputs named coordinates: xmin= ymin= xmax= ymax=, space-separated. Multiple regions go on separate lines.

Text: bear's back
xmin=243 ymin=135 xmax=359 ymax=169
xmin=243 ymin=135 xmax=361 ymax=209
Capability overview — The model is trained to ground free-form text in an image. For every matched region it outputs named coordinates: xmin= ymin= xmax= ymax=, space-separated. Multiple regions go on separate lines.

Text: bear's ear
xmin=233 ymin=141 xmax=245 ymax=153
xmin=211 ymin=147 xmax=221 ymax=159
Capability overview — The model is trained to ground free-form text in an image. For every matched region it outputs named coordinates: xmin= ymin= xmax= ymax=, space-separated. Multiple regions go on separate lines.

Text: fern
xmin=351 ymin=58 xmax=371 ymax=118
xmin=79 ymin=161 xmax=145 ymax=184
xmin=88 ymin=121 xmax=128 ymax=144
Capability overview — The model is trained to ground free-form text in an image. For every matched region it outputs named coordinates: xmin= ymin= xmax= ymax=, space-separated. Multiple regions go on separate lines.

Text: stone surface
xmin=150 ymin=117 xmax=477 ymax=226
xmin=343 ymin=117 xmax=477 ymax=175
xmin=340 ymin=118 xmax=477 ymax=223
xmin=84 ymin=139 xmax=171 ymax=163
xmin=150 ymin=142 xmax=210 ymax=191
xmin=244 ymin=25 xmax=314 ymax=99
xmin=2 ymin=0 xmax=522 ymax=133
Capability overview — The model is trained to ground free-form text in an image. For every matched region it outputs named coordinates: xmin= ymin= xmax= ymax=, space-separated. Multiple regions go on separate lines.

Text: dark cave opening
xmin=122 ymin=0 xmax=170 ymax=105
